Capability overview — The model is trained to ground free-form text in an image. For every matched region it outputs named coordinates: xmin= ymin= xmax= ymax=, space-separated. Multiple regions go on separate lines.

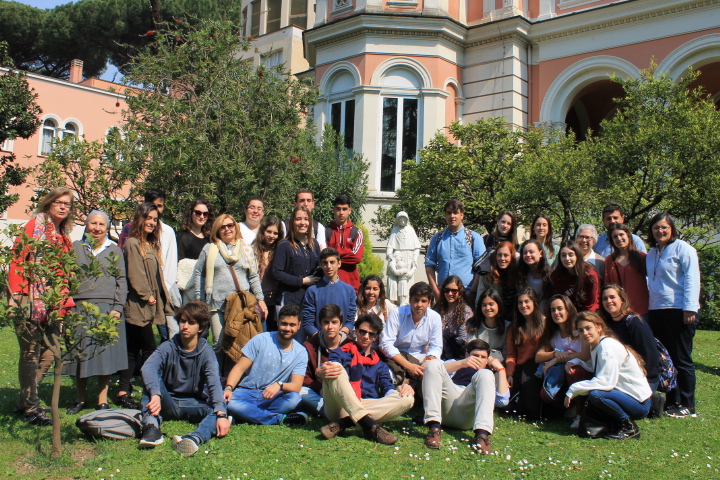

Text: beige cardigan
xmin=124 ymin=237 xmax=174 ymax=326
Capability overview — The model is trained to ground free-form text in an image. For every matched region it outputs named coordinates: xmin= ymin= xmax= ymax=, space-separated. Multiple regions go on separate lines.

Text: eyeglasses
xmin=193 ymin=210 xmax=209 ymax=218
xmin=246 ymin=206 xmax=264 ymax=213
xmin=577 ymin=235 xmax=593 ymax=241
xmin=53 ymin=201 xmax=72 ymax=208
xmin=653 ymin=225 xmax=670 ymax=232
xmin=444 ymin=287 xmax=460 ymax=294
xmin=357 ymin=329 xmax=379 ymax=338
xmin=220 ymin=223 xmax=235 ymax=230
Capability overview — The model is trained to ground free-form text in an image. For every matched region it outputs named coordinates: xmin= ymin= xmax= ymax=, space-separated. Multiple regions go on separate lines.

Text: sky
xmin=11 ymin=0 xmax=121 ymax=81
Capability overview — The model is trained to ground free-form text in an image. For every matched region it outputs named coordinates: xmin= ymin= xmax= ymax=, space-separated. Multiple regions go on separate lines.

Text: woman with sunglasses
xmin=646 ymin=213 xmax=700 ymax=418
xmin=177 ymin=199 xmax=215 ymax=303
xmin=433 ymin=275 xmax=472 ymax=360
xmin=194 ymin=214 xmax=267 ymax=349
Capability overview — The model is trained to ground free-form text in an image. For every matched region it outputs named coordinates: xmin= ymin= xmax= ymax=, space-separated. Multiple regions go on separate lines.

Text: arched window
xmin=41 ymin=119 xmax=58 ymax=155
xmin=64 ymin=122 xmax=77 ymax=140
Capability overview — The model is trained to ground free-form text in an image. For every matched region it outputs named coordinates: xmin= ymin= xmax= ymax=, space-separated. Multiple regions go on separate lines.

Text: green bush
xmin=357 ymin=224 xmax=385 ymax=280
xmin=699 ymin=245 xmax=720 ymax=330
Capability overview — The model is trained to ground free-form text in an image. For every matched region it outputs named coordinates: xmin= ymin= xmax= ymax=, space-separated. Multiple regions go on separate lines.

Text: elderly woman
xmin=63 ymin=210 xmax=128 ymax=414
xmin=194 ymin=214 xmax=267 ymax=349
xmin=7 ymin=187 xmax=75 ymax=426
xmin=575 ymin=224 xmax=605 ymax=283
xmin=646 ymin=213 xmax=700 ymax=418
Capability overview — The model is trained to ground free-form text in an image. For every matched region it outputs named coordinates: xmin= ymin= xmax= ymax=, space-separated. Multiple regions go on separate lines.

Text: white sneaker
xmin=570 ymin=415 xmax=581 ymax=429
xmin=172 ymin=435 xmax=199 ymax=456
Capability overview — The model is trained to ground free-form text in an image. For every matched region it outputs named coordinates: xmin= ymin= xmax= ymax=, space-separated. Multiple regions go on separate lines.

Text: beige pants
xmin=422 ymin=359 xmax=496 ymax=432
xmin=15 ymin=320 xmax=53 ymax=413
xmin=323 ymin=369 xmax=414 ymax=423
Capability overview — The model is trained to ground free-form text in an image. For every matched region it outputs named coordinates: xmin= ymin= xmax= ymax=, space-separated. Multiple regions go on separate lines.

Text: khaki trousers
xmin=15 ymin=319 xmax=53 ymax=413
xmin=323 ymin=369 xmax=414 ymax=423
xmin=422 ymin=359 xmax=495 ymax=432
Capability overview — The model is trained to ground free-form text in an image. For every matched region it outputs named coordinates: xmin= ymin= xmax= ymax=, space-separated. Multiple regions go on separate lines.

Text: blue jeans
xmin=588 ymin=389 xmax=651 ymax=422
xmin=141 ymin=384 xmax=218 ymax=445
xmin=227 ymin=387 xmax=301 ymax=425
xmin=299 ymin=386 xmax=325 ymax=417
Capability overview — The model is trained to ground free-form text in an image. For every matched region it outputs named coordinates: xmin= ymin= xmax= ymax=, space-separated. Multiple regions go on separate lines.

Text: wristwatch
xmin=277 ymin=381 xmax=284 ymax=389
xmin=216 ymin=412 xmax=228 ymax=419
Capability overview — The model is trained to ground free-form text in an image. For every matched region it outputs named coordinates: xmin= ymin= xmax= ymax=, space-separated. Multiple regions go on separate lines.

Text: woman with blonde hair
xmin=8 ymin=187 xmax=76 ymax=426
xmin=194 ymin=214 xmax=266 ymax=347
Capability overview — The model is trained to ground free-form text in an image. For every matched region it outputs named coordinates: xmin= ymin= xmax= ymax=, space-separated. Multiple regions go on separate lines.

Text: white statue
xmin=386 ymin=211 xmax=420 ymax=306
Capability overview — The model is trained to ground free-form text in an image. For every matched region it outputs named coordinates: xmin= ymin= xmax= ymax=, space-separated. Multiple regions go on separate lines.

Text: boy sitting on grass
xmin=139 ymin=301 xmax=230 ymax=456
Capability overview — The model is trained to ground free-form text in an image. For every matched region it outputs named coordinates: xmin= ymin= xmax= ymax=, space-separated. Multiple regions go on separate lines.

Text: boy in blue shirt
xmin=302 ymin=247 xmax=356 ymax=337
xmin=139 ymin=302 xmax=230 ymax=456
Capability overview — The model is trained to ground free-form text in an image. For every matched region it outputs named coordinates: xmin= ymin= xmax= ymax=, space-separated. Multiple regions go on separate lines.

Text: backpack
xmin=76 ymin=409 xmax=143 ymax=440
xmin=655 ymin=338 xmax=677 ymax=393
xmin=432 ymin=227 xmax=475 ymax=254
xmin=326 ymin=225 xmax=359 ymax=246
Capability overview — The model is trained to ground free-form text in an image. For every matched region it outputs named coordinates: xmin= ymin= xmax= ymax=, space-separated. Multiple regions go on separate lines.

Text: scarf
xmin=340 ymin=342 xmax=381 ymax=399
xmin=29 ymin=213 xmax=74 ymax=324
xmin=204 ymin=241 xmax=247 ymax=295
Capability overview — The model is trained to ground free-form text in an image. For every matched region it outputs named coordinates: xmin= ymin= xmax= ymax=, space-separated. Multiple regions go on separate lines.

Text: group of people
xmin=7 ymin=189 xmax=700 ymax=456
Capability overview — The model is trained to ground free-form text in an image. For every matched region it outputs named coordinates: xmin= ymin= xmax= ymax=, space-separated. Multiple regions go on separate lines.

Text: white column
xmin=354 ymin=86 xmax=382 ymax=192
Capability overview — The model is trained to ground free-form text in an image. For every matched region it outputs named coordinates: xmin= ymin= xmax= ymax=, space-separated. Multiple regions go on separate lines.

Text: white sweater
xmin=567 ymin=337 xmax=651 ymax=402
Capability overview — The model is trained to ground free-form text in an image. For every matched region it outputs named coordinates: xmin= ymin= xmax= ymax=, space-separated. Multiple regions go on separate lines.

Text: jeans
xmin=227 ymin=387 xmax=301 ymax=425
xmin=299 ymin=386 xmax=325 ymax=417
xmin=649 ymin=309 xmax=697 ymax=408
xmin=588 ymin=389 xmax=651 ymax=422
xmin=141 ymin=383 xmax=218 ymax=445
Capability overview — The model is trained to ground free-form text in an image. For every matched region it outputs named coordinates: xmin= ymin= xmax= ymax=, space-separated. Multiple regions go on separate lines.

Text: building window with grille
xmin=41 ymin=119 xmax=58 ymax=155
xmin=250 ymin=0 xmax=261 ymax=38
xmin=289 ymin=0 xmax=308 ymax=28
xmin=266 ymin=0 xmax=282 ymax=33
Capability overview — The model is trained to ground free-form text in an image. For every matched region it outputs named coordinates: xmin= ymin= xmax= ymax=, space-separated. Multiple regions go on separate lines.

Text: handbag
xmin=472 ymin=246 xmax=495 ymax=275
xmin=176 ymin=258 xmax=197 ymax=291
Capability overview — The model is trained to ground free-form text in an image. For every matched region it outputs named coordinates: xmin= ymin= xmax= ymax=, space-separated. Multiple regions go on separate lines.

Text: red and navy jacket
xmin=328 ymin=344 xmax=395 ymax=399
xmin=326 ymin=220 xmax=364 ymax=292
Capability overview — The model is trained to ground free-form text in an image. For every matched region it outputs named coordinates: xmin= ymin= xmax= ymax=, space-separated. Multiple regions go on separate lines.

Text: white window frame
xmin=377 ymin=94 xmax=420 ymax=193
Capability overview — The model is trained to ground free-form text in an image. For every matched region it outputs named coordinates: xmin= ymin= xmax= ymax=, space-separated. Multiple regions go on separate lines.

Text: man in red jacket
xmin=326 ymin=195 xmax=364 ymax=292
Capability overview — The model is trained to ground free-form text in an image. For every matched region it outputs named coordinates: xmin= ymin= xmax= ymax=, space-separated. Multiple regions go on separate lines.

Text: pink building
xmin=1 ymin=60 xmax=129 ymax=237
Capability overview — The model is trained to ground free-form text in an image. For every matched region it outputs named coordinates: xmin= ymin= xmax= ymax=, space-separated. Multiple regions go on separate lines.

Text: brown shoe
xmin=473 ymin=433 xmax=492 ymax=454
xmin=424 ymin=427 xmax=442 ymax=449
xmin=370 ymin=424 xmax=398 ymax=445
xmin=320 ymin=421 xmax=345 ymax=439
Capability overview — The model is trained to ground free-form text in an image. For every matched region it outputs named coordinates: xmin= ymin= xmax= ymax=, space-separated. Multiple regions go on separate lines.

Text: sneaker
xmin=370 ymin=424 xmax=397 ymax=445
xmin=115 ymin=393 xmax=141 ymax=410
xmin=139 ymin=424 xmax=164 ymax=448
xmin=172 ymin=435 xmax=199 ymax=456
xmin=424 ymin=427 xmax=442 ymax=449
xmin=570 ymin=415 xmax=581 ymax=429
xmin=282 ymin=412 xmax=309 ymax=426
xmin=603 ymin=419 xmax=640 ymax=440
xmin=666 ymin=405 xmax=696 ymax=418
xmin=96 ymin=403 xmax=110 ymax=410
xmin=25 ymin=410 xmax=52 ymax=426
xmin=320 ymin=421 xmax=345 ymax=439
xmin=66 ymin=401 xmax=85 ymax=415
xmin=472 ymin=433 xmax=492 ymax=454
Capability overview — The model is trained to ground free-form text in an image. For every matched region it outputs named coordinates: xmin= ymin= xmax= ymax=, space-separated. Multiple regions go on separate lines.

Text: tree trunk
xmin=46 ymin=332 xmax=63 ymax=458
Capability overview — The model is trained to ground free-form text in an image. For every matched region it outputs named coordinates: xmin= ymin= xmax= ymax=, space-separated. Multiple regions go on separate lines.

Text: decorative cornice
xmin=466 ymin=32 xmax=529 ymax=49
xmin=313 ymin=27 xmax=466 ymax=49
xmin=534 ymin=0 xmax=720 ymax=42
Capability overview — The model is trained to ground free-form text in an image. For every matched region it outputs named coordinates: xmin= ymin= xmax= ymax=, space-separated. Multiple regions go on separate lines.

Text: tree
xmin=0 ymin=226 xmax=119 ymax=457
xmin=119 ymin=20 xmax=368 ymax=227
xmin=372 ymin=118 xmax=524 ymax=242
xmin=0 ymin=41 xmax=42 ymax=213
xmin=31 ymin=133 xmax=139 ymax=230
xmin=588 ymin=64 xmax=720 ymax=241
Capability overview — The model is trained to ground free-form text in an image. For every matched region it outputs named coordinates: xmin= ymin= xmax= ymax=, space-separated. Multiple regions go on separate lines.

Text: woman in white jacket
xmin=564 ymin=311 xmax=652 ymax=440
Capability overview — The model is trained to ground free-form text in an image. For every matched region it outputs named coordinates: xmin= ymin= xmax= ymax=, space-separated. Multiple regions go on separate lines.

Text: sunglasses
xmin=193 ymin=210 xmax=209 ymax=218
xmin=220 ymin=223 xmax=235 ymax=230
xmin=357 ymin=328 xmax=379 ymax=338
xmin=444 ymin=287 xmax=460 ymax=294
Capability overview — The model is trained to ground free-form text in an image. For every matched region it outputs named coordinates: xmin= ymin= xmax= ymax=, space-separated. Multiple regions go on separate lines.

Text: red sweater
xmin=551 ymin=266 xmax=600 ymax=312
xmin=326 ymin=220 xmax=364 ymax=292
xmin=604 ymin=252 xmax=649 ymax=316
xmin=505 ymin=328 xmax=542 ymax=377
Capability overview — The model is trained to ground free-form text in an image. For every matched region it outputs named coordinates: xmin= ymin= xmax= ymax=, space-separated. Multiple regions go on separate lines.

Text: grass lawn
xmin=1 ymin=329 xmax=719 ymax=480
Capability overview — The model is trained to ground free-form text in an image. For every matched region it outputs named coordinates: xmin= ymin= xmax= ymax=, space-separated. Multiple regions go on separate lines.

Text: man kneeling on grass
xmin=422 ymin=339 xmax=509 ymax=454
xmin=224 ymin=304 xmax=309 ymax=426
xmin=320 ymin=313 xmax=415 ymax=445
xmin=139 ymin=302 xmax=231 ymax=456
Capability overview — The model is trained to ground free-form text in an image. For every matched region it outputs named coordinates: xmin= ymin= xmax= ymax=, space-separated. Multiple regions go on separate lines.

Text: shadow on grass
xmin=696 ymin=362 xmax=720 ymax=377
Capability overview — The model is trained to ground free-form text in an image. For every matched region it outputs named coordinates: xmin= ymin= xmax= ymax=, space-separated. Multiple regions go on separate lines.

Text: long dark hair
xmin=531 ymin=213 xmax=555 ymax=259
xmin=491 ymin=211 xmax=519 ymax=248
xmin=433 ymin=275 xmax=468 ymax=328
xmin=286 ymin=206 xmax=314 ymax=251
xmin=608 ymin=223 xmax=645 ymax=272
xmin=553 ymin=240 xmax=596 ymax=306
xmin=467 ymin=288 xmax=505 ymax=336
xmin=539 ymin=294 xmax=578 ymax=351
xmin=511 ymin=287 xmax=545 ymax=346
xmin=600 ymin=283 xmax=637 ymax=321
xmin=517 ymin=239 xmax=554 ymax=300
xmin=357 ymin=275 xmax=390 ymax=318
xmin=487 ymin=241 xmax=517 ymax=286
xmin=181 ymin=198 xmax=215 ymax=237
xmin=254 ymin=216 xmax=285 ymax=273
xmin=576 ymin=311 xmax=646 ymax=375
xmin=128 ymin=202 xmax=162 ymax=259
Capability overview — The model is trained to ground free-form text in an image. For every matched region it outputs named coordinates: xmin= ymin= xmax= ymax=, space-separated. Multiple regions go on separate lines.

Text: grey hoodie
xmin=142 ymin=336 xmax=226 ymax=413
